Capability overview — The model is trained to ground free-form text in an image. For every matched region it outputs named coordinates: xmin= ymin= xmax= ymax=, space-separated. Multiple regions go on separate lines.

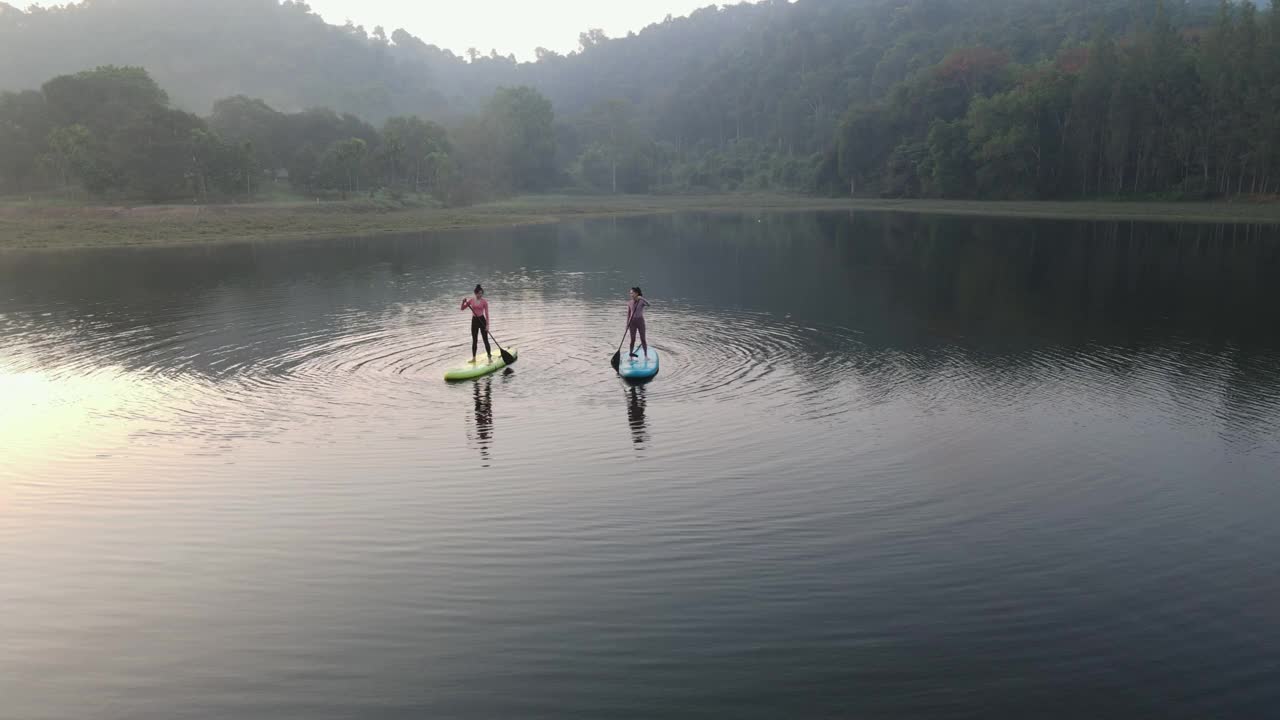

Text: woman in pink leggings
xmin=626 ymin=286 xmax=650 ymax=358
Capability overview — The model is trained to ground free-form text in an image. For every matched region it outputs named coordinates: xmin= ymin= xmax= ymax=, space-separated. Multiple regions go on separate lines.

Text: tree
xmin=534 ymin=47 xmax=563 ymax=62
xmin=29 ymin=66 xmax=206 ymax=200
xmin=1069 ymin=31 xmax=1118 ymax=195
xmin=578 ymin=99 xmax=640 ymax=193
xmin=106 ymin=106 xmax=206 ymax=202
xmin=837 ymin=105 xmax=888 ymax=195
xmin=381 ymin=115 xmax=450 ymax=192
xmin=578 ymin=28 xmax=608 ymax=52
xmin=44 ymin=124 xmax=93 ymax=191
xmin=883 ymin=142 xmax=927 ymax=197
xmin=380 ymin=128 xmax=406 ymax=186
xmin=935 ymin=47 xmax=1011 ymax=97
xmin=209 ymin=96 xmax=286 ymax=171
xmin=448 ymin=112 xmax=520 ymax=203
xmin=190 ymin=129 xmax=256 ymax=199
xmin=424 ymin=150 xmax=458 ymax=203
xmin=42 ymin=66 xmax=168 ymax=132
xmin=483 ymin=86 xmax=557 ymax=192
xmin=1262 ymin=0 xmax=1280 ymax=192
xmin=0 ymin=90 xmax=49 ymax=192
xmin=331 ymin=137 xmax=368 ymax=194
xmin=234 ymin=141 xmax=259 ymax=197
xmin=1200 ymin=0 xmax=1238 ymax=194
xmin=573 ymin=143 xmax=614 ymax=191
xmin=967 ymin=89 xmax=1039 ymax=198
xmin=924 ymin=119 xmax=972 ymax=197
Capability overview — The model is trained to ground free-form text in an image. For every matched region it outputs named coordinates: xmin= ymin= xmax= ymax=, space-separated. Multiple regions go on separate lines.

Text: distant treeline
xmin=837 ymin=0 xmax=1280 ymax=199
xmin=1 ymin=0 xmax=1278 ymax=201
xmin=0 ymin=66 xmax=767 ymax=203
xmin=0 ymin=66 xmax=550 ymax=203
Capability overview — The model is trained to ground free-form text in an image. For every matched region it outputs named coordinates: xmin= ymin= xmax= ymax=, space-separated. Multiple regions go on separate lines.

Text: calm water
xmin=3 ymin=212 xmax=1280 ymax=719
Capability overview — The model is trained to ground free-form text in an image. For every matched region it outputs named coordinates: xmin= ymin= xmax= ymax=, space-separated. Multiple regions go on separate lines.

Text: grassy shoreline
xmin=2 ymin=194 xmax=1279 ymax=250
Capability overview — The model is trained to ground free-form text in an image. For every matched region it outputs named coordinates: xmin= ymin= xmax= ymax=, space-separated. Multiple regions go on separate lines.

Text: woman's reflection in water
xmin=626 ymin=384 xmax=648 ymax=446
xmin=472 ymin=376 xmax=494 ymax=465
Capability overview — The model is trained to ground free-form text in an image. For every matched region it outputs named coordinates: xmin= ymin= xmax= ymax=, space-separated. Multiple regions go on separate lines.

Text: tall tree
xmin=331 ymin=137 xmax=368 ymax=194
xmin=578 ymin=99 xmax=641 ymax=193
xmin=209 ymin=96 xmax=287 ymax=171
xmin=0 ymin=90 xmax=49 ymax=192
xmin=381 ymin=115 xmax=450 ymax=192
xmin=44 ymin=124 xmax=92 ymax=192
xmin=483 ymin=86 xmax=557 ymax=192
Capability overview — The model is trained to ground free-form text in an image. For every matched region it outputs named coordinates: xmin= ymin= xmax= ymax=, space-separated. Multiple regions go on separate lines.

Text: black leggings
xmin=471 ymin=315 xmax=491 ymax=357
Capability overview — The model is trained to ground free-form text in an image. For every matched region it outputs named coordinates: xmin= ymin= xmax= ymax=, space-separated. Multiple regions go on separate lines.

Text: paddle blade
xmin=500 ymin=348 xmax=516 ymax=365
xmin=610 ymin=350 xmax=621 ymax=369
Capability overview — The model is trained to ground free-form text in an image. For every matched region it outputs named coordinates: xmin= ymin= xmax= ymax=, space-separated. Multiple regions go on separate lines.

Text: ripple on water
xmin=5 ymin=221 xmax=1280 ymax=719
xmin=6 ymin=281 xmax=1280 ymax=473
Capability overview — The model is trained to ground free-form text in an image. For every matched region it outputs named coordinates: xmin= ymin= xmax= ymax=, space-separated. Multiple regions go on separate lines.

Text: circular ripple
xmin=4 ymin=266 xmax=1280 ymax=474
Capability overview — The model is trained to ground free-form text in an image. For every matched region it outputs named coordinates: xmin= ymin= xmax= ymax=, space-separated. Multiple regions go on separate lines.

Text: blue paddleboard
xmin=618 ymin=347 xmax=659 ymax=380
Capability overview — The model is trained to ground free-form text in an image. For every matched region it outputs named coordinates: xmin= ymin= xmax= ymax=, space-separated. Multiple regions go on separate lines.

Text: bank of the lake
xmin=3 ymin=194 xmax=1280 ymax=249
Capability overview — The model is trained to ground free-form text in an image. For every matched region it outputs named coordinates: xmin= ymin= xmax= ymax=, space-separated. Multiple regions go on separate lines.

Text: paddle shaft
xmin=611 ymin=328 xmax=629 ymax=367
xmin=486 ymin=329 xmax=516 ymax=365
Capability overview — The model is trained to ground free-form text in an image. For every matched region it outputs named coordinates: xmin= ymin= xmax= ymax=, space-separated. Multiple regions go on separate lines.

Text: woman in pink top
xmin=460 ymin=284 xmax=491 ymax=361
xmin=626 ymin=286 xmax=650 ymax=358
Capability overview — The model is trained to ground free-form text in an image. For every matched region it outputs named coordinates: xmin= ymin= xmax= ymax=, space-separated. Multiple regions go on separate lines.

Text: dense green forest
xmin=0 ymin=65 xmax=561 ymax=203
xmin=1 ymin=0 xmax=1277 ymax=202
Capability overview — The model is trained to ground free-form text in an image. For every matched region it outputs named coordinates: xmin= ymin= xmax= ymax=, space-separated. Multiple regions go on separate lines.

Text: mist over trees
xmin=1 ymin=0 xmax=1278 ymax=202
xmin=0 ymin=64 xmax=556 ymax=203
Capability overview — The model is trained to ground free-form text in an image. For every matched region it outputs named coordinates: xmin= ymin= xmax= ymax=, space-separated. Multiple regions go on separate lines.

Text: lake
xmin=3 ymin=211 xmax=1280 ymax=719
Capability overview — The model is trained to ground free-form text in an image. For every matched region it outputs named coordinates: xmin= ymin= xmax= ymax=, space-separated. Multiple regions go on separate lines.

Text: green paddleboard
xmin=443 ymin=347 xmax=518 ymax=381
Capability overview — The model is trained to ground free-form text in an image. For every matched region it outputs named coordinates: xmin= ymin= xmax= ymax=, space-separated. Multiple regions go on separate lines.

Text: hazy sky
xmin=301 ymin=0 xmax=727 ymax=59
xmin=23 ymin=1 xmax=739 ymax=60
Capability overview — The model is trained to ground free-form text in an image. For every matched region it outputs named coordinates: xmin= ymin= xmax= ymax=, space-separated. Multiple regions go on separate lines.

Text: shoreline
xmin=2 ymin=194 xmax=1279 ymax=250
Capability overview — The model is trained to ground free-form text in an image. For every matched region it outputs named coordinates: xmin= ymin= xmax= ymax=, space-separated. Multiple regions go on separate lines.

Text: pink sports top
xmin=462 ymin=297 xmax=489 ymax=318
xmin=627 ymin=296 xmax=649 ymax=322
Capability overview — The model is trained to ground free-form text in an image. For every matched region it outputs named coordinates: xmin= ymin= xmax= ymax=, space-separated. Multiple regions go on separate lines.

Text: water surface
xmin=3 ymin=212 xmax=1280 ymax=719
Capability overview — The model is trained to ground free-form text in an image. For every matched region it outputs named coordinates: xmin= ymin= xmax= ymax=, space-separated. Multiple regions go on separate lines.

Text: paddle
xmin=486 ymin=330 xmax=517 ymax=366
xmin=610 ymin=329 xmax=628 ymax=369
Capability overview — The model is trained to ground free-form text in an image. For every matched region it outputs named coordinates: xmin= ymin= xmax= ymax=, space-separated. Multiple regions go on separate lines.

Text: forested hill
xmin=3 ymin=0 xmax=1277 ymax=201
xmin=1 ymin=0 xmax=1216 ymax=127
xmin=0 ymin=0 xmax=463 ymax=120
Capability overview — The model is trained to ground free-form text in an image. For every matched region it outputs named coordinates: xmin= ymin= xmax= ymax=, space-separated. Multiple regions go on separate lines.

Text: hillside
xmin=0 ymin=0 xmax=1212 ymax=126
xmin=3 ymin=0 xmax=1276 ymax=202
